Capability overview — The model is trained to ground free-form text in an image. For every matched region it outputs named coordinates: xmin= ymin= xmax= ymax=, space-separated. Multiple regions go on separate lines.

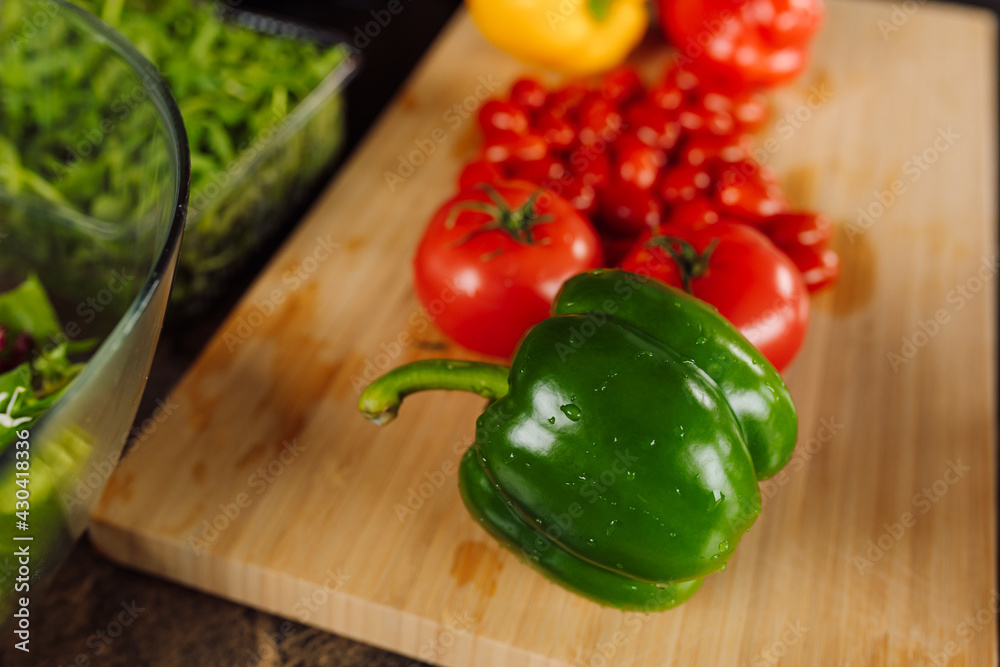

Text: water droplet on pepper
xmin=560 ymin=403 xmax=582 ymax=421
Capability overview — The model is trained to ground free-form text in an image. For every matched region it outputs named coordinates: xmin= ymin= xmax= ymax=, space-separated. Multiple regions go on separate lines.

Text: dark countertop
xmin=0 ymin=543 xmax=425 ymax=666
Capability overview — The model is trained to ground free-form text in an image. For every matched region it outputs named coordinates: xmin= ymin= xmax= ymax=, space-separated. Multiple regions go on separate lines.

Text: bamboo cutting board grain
xmin=91 ymin=2 xmax=998 ymax=665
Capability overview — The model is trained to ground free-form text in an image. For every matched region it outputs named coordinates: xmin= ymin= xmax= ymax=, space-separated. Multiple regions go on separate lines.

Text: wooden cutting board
xmin=91 ymin=2 xmax=998 ymax=665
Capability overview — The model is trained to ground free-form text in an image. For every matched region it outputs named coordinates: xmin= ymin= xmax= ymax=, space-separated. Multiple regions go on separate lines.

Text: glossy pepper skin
xmin=465 ymin=0 xmax=648 ymax=76
xmin=359 ymin=270 xmax=797 ymax=610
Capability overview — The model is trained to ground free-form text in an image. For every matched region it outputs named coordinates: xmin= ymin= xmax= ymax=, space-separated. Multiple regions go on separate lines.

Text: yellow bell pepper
xmin=465 ymin=0 xmax=648 ymax=76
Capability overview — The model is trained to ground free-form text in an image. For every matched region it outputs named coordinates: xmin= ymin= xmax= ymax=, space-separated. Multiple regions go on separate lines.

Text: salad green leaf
xmin=0 ymin=277 xmax=93 ymax=455
xmin=0 ymin=0 xmax=349 ymax=308
xmin=0 ymin=274 xmax=61 ymax=341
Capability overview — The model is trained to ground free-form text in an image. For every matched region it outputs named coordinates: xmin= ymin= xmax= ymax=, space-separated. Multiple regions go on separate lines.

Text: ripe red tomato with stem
xmin=619 ymin=220 xmax=809 ymax=370
xmin=414 ymin=181 xmax=604 ymax=358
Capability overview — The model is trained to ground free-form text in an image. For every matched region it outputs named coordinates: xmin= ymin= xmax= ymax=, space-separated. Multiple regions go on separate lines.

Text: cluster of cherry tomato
xmin=414 ymin=65 xmax=840 ymax=369
xmin=463 ymin=66 xmax=839 ymax=285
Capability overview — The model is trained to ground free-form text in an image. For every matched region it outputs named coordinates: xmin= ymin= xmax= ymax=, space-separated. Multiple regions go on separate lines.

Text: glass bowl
xmin=0 ymin=0 xmax=189 ymax=619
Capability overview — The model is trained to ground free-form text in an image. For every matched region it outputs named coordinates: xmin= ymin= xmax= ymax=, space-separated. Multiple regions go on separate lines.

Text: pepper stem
xmin=358 ymin=360 xmax=511 ymax=425
xmin=646 ymin=236 xmax=719 ymax=294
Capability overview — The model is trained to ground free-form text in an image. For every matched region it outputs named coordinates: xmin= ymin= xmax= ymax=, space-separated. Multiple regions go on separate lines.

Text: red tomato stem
xmin=449 ymin=185 xmax=554 ymax=246
xmin=647 ymin=235 xmax=720 ymax=293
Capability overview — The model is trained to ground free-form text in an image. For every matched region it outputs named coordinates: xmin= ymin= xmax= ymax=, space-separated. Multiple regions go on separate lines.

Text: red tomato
xmin=578 ymin=94 xmax=624 ymax=146
xmin=763 ymin=211 xmax=832 ymax=249
xmin=510 ymin=77 xmax=547 ymax=113
xmin=657 ymin=164 xmax=712 ymax=204
xmin=667 ymin=197 xmax=720 ymax=225
xmin=713 ymin=158 xmax=787 ymax=220
xmin=414 ymin=181 xmax=604 ymax=357
xmin=622 ymin=101 xmax=681 ymax=151
xmin=458 ymin=160 xmax=505 ymax=190
xmin=619 ymin=220 xmax=809 ymax=370
xmin=482 ymin=134 xmax=549 ymax=164
xmin=596 ymin=134 xmax=667 ymax=235
xmin=478 ymin=100 xmax=529 ymax=142
xmin=662 ymin=66 xmax=702 ymax=94
xmin=536 ymin=111 xmax=577 ymax=151
xmin=614 ymin=133 xmax=666 ymax=189
xmin=678 ymin=133 xmax=755 ymax=167
xmin=684 ymin=92 xmax=737 ymax=137
xmin=568 ymin=145 xmax=611 ymax=188
xmin=599 ymin=179 xmax=663 ymax=236
xmin=545 ymin=81 xmax=589 ymax=118
xmin=780 ymin=243 xmax=840 ymax=291
xmin=603 ymin=233 xmax=640 ymax=266
xmin=507 ymin=154 xmax=568 ymax=185
xmin=648 ymin=81 xmax=685 ymax=113
xmin=556 ymin=174 xmax=599 ymax=217
xmin=660 ymin=0 xmax=824 ymax=90
xmin=598 ymin=66 xmax=643 ymax=105
xmin=731 ymin=90 xmax=770 ymax=130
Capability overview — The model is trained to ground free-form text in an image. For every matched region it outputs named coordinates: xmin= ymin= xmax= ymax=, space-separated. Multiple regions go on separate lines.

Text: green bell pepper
xmin=359 ymin=269 xmax=797 ymax=610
